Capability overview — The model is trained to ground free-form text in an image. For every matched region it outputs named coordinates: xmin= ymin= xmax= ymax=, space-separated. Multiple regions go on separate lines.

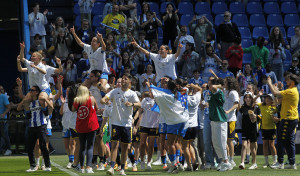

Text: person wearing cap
xmin=267 ymin=74 xmax=299 ymax=169
xmin=288 ymin=57 xmax=300 ymax=76
xmin=174 ymin=25 xmax=195 ymax=58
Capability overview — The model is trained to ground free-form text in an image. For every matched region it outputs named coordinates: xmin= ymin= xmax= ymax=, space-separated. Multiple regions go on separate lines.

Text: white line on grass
xmin=51 ymin=160 xmax=79 ymax=176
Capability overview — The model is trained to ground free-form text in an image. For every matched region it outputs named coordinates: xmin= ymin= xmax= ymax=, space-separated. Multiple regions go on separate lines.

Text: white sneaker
xmin=26 ymin=166 xmax=38 ymax=172
xmin=119 ymin=169 xmax=126 ymax=175
xmin=219 ymin=162 xmax=232 ymax=172
xmin=229 ymin=160 xmax=236 ymax=167
xmin=73 ymin=165 xmax=82 ymax=173
xmin=66 ymin=162 xmax=73 ymax=169
xmin=270 ymin=162 xmax=284 ymax=169
xmin=4 ymin=149 xmax=12 ymax=156
xmin=106 ymin=167 xmax=114 ymax=175
xmin=41 ymin=165 xmax=46 ymax=170
xmin=81 ymin=168 xmax=85 ymax=173
xmin=284 ymin=164 xmax=297 ymax=169
xmin=97 ymin=162 xmax=105 ymax=170
xmin=183 ymin=162 xmax=187 ymax=168
xmin=141 ymin=161 xmax=145 ymax=170
xmin=127 ymin=161 xmax=132 ymax=168
xmin=205 ymin=164 xmax=211 ymax=170
xmin=167 ymin=165 xmax=177 ymax=173
xmin=44 ymin=167 xmax=51 ymax=171
xmin=248 ymin=163 xmax=257 ymax=170
xmin=263 ymin=163 xmax=269 ymax=168
xmin=86 ymin=168 xmax=94 ymax=173
xmin=146 ymin=163 xmax=152 ymax=170
xmin=216 ymin=162 xmax=223 ymax=171
xmin=239 ymin=163 xmax=245 ymax=169
xmin=152 ymin=159 xmax=162 ymax=165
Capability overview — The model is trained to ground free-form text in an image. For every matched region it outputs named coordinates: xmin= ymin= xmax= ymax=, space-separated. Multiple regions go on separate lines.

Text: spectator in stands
xmin=139 ymin=64 xmax=155 ymax=93
xmin=117 ymin=51 xmax=134 ymax=77
xmin=225 ymin=37 xmax=243 ymax=76
xmin=291 ymin=25 xmax=300 ymax=57
xmin=106 ymin=58 xmax=116 ymax=77
xmin=265 ymin=63 xmax=277 ymax=84
xmin=162 ymin=3 xmax=179 ymax=53
xmin=119 ymin=0 xmax=137 ymax=19
xmin=201 ymin=45 xmax=222 ymax=82
xmin=237 ymin=64 xmax=257 ymax=93
xmin=174 ymin=25 xmax=195 ymax=57
xmin=253 ymin=59 xmax=266 ymax=88
xmin=139 ymin=2 xmax=152 ymax=24
xmin=180 ymin=42 xmax=200 ymax=79
xmin=288 ymin=57 xmax=300 ymax=76
xmin=106 ymin=36 xmax=121 ymax=72
xmin=71 ymin=19 xmax=94 ymax=60
xmin=102 ymin=5 xmax=125 ymax=34
xmin=0 ymin=85 xmax=11 ymax=156
xmin=127 ymin=17 xmax=139 ymax=39
xmin=63 ymin=58 xmax=77 ymax=83
xmin=269 ymin=40 xmax=285 ymax=81
xmin=117 ymin=23 xmax=128 ymax=44
xmin=78 ymin=0 xmax=95 ymax=25
xmin=28 ymin=3 xmax=48 ymax=49
xmin=141 ymin=12 xmax=162 ymax=43
xmin=268 ymin=26 xmax=290 ymax=50
xmin=120 ymin=30 xmax=135 ymax=52
xmin=217 ymin=59 xmax=234 ymax=79
xmin=189 ymin=15 xmax=213 ymax=56
xmin=30 ymin=34 xmax=45 ymax=53
xmin=53 ymin=28 xmax=73 ymax=61
xmin=216 ymin=11 xmax=241 ymax=60
xmin=102 ymin=0 xmax=117 ymax=17
xmin=137 ymin=31 xmax=151 ymax=67
xmin=243 ymin=36 xmax=269 ymax=68
xmin=51 ymin=17 xmax=67 ymax=37
xmin=76 ymin=51 xmax=90 ymax=80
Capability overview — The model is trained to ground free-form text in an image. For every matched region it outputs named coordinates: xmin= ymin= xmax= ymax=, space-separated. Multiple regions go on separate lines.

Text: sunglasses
xmin=29 ymin=89 xmax=37 ymax=92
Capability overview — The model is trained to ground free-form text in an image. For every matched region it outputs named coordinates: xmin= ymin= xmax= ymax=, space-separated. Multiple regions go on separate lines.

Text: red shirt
xmin=73 ymin=97 xmax=99 ymax=133
xmin=225 ymin=45 xmax=243 ymax=69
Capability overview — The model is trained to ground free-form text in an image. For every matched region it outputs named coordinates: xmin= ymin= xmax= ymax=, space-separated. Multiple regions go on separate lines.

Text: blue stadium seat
xmin=195 ymin=2 xmax=211 ymax=15
xmin=247 ymin=2 xmax=263 ymax=14
xmin=253 ymin=27 xmax=269 ymax=39
xmin=95 ymin=27 xmax=106 ymax=37
xmin=284 ymin=14 xmax=300 ymax=27
xmin=232 ymin=14 xmax=248 ymax=27
xmin=248 ymin=0 xmax=261 ymax=2
xmin=148 ymin=2 xmax=159 ymax=14
xmin=158 ymin=27 xmax=163 ymax=40
xmin=178 ymin=2 xmax=194 ymax=15
xmin=264 ymin=2 xmax=280 ymax=14
xmin=239 ymin=27 xmax=252 ymax=39
xmin=92 ymin=15 xmax=103 ymax=28
xmin=75 ymin=15 xmax=81 ymax=28
xmin=229 ymin=2 xmax=245 ymax=14
xmin=250 ymin=14 xmax=266 ymax=27
xmin=92 ymin=2 xmax=105 ymax=15
xmin=287 ymin=26 xmax=295 ymax=40
xmin=73 ymin=3 xmax=80 ymax=16
xmin=263 ymin=0 xmax=277 ymax=2
xmin=160 ymin=2 xmax=176 ymax=14
xmin=243 ymin=54 xmax=252 ymax=64
xmin=136 ymin=3 xmax=142 ymax=16
xmin=267 ymin=14 xmax=284 ymax=27
xmin=285 ymin=50 xmax=292 ymax=63
xmin=241 ymin=39 xmax=253 ymax=48
xmin=281 ymin=2 xmax=298 ymax=14
xmin=212 ymin=2 xmax=228 ymax=15
xmin=47 ymin=7 xmax=73 ymax=20
xmin=270 ymin=26 xmax=287 ymax=39
xmin=203 ymin=14 xmax=214 ymax=24
xmin=214 ymin=14 xmax=224 ymax=26
xmin=180 ymin=14 xmax=193 ymax=26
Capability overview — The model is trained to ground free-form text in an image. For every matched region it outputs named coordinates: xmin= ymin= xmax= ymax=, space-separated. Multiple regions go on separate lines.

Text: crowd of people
xmin=1 ymin=0 xmax=300 ymax=175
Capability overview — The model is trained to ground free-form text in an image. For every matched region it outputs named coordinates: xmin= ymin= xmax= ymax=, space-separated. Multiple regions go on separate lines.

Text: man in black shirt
xmin=288 ymin=57 xmax=300 ymax=76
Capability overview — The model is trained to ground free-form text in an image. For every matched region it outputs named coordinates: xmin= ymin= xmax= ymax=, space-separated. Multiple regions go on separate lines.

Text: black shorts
xmin=111 ymin=125 xmax=132 ymax=143
xmin=228 ymin=121 xmax=236 ymax=139
xmin=242 ymin=131 xmax=258 ymax=142
xmin=70 ymin=128 xmax=79 ymax=138
xmin=183 ymin=127 xmax=197 ymax=140
xmin=262 ymin=129 xmax=276 ymax=140
xmin=140 ymin=126 xmax=159 ymax=137
xmin=132 ymin=128 xmax=140 ymax=143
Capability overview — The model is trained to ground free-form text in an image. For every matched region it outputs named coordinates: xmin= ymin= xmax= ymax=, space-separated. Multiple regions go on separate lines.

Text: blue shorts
xmin=62 ymin=128 xmax=72 ymax=138
xmin=159 ymin=123 xmax=167 ymax=134
xmin=47 ymin=128 xmax=52 ymax=136
xmin=100 ymin=72 xmax=108 ymax=80
xmin=41 ymin=87 xmax=51 ymax=96
xmin=167 ymin=122 xmax=188 ymax=137
xmin=111 ymin=125 xmax=132 ymax=143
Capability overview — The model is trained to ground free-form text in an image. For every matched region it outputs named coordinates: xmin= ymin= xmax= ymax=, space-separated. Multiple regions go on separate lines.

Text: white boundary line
xmin=51 ymin=160 xmax=79 ymax=176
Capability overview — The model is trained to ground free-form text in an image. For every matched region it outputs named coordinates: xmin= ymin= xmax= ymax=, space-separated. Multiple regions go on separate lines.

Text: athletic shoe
xmin=97 ymin=163 xmax=105 ymax=171
xmin=4 ymin=149 xmax=12 ymax=156
xmin=141 ymin=161 xmax=145 ymax=170
xmin=219 ymin=162 xmax=232 ymax=172
xmin=183 ymin=163 xmax=187 ymax=168
xmin=66 ymin=162 xmax=73 ymax=169
xmin=92 ymin=163 xmax=98 ymax=169
xmin=263 ymin=164 xmax=269 ymax=168
xmin=73 ymin=165 xmax=83 ymax=173
xmin=147 ymin=163 xmax=152 ymax=170
xmin=44 ymin=167 xmax=51 ymax=171
xmin=26 ymin=166 xmax=38 ymax=172
xmin=185 ymin=166 xmax=193 ymax=172
xmin=119 ymin=169 xmax=126 ymax=176
xmin=216 ymin=162 xmax=223 ymax=171
xmin=132 ymin=164 xmax=138 ymax=171
xmin=163 ymin=164 xmax=168 ymax=170
xmin=229 ymin=160 xmax=236 ymax=167
xmin=244 ymin=158 xmax=250 ymax=164
xmin=41 ymin=165 xmax=46 ymax=170
xmin=107 ymin=167 xmax=114 ymax=175
xmin=178 ymin=164 xmax=184 ymax=171
xmin=205 ymin=164 xmax=211 ymax=170
xmin=167 ymin=165 xmax=177 ymax=173
xmin=86 ymin=168 xmax=94 ymax=173
xmin=248 ymin=163 xmax=257 ymax=170
xmin=192 ymin=163 xmax=199 ymax=171
xmin=239 ymin=163 xmax=245 ymax=169
xmin=127 ymin=161 xmax=132 ymax=168
xmin=152 ymin=159 xmax=162 ymax=165
xmin=270 ymin=162 xmax=284 ymax=169
xmin=171 ymin=166 xmax=180 ymax=174
xmin=284 ymin=164 xmax=297 ymax=170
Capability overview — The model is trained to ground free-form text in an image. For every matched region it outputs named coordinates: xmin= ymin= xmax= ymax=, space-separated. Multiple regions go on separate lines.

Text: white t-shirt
xmin=187 ymin=92 xmax=201 ymax=128
xmin=140 ymin=97 xmax=159 ymax=128
xmin=106 ymin=88 xmax=140 ymax=127
xmin=61 ymin=100 xmax=77 ymax=129
xmin=83 ymin=44 xmax=109 ymax=73
xmin=223 ymin=90 xmax=239 ymax=122
xmin=45 ymin=65 xmax=56 ymax=83
xmin=140 ymin=73 xmax=155 ymax=93
xmin=25 ymin=60 xmax=49 ymax=90
xmin=103 ymin=103 xmax=113 ymax=118
xmin=89 ymin=85 xmax=103 ymax=110
xmin=149 ymin=53 xmax=178 ymax=83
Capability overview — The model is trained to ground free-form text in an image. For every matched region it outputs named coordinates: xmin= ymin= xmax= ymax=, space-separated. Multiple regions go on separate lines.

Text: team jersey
xmin=223 ymin=90 xmax=239 ymax=122
xmin=28 ymin=100 xmax=48 ymax=127
xmin=257 ymin=103 xmax=277 ymax=130
xmin=202 ymin=56 xmax=218 ymax=83
xmin=25 ymin=60 xmax=49 ymax=90
xmin=140 ymin=97 xmax=159 ymax=128
xmin=188 ymin=77 xmax=204 ymax=86
xmin=83 ymin=44 xmax=109 ymax=73
xmin=187 ymin=92 xmax=201 ymax=128
xmin=208 ymin=89 xmax=227 ymax=122
xmin=61 ymin=99 xmax=77 ymax=129
xmin=280 ymin=87 xmax=299 ymax=120
xmin=217 ymin=70 xmax=234 ymax=79
xmin=202 ymin=90 xmax=210 ymax=115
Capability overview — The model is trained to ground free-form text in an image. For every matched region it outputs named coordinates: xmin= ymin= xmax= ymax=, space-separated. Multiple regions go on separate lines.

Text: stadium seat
xmin=212 ymin=2 xmax=228 ymax=15
xmin=287 ymin=26 xmax=295 ymax=40
xmin=284 ymin=14 xmax=300 ymax=27
xmin=178 ymin=2 xmax=194 ymax=15
xmin=73 ymin=3 xmax=80 ymax=16
xmin=92 ymin=2 xmax=105 ymax=15
xmin=75 ymin=15 xmax=81 ymax=28
xmin=29 ymin=0 xmax=73 ymax=7
xmin=160 ymin=2 xmax=176 ymax=14
xmin=148 ymin=2 xmax=160 ymax=14
xmin=95 ymin=27 xmax=106 ymax=37
xmin=136 ymin=3 xmax=142 ymax=16
xmin=92 ymin=15 xmax=103 ymax=28
xmin=203 ymin=14 xmax=214 ymax=24
xmin=281 ymin=2 xmax=298 ymax=14
xmin=246 ymin=2 xmax=263 ymax=14
xmin=232 ymin=14 xmax=248 ymax=27
xmin=248 ymin=0 xmax=261 ymax=2
xmin=267 ymin=14 xmax=284 ymax=27
xmin=158 ymin=27 xmax=163 ymax=40
xmin=264 ymin=2 xmax=280 ymax=14
xmin=239 ymin=27 xmax=252 ymax=39
xmin=180 ymin=14 xmax=193 ymax=26
xmin=214 ymin=14 xmax=224 ymax=26
xmin=250 ymin=14 xmax=266 ymax=27
xmin=241 ymin=39 xmax=253 ymax=48
xmin=229 ymin=2 xmax=245 ymax=14
xmin=195 ymin=2 xmax=211 ymax=15
xmin=263 ymin=0 xmax=277 ymax=2
xmin=243 ymin=54 xmax=252 ymax=64
xmin=253 ymin=27 xmax=269 ymax=39
xmin=47 ymin=7 xmax=73 ymax=20
xmin=285 ymin=50 xmax=292 ymax=63
xmin=270 ymin=26 xmax=287 ymax=39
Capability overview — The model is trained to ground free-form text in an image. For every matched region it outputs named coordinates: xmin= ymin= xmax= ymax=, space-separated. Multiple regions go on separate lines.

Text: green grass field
xmin=1 ymin=155 xmax=300 ymax=176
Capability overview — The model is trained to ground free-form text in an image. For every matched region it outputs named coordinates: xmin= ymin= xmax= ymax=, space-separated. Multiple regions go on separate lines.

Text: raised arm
xmin=16 ymin=77 xmax=25 ymax=99
xmin=19 ymin=42 xmax=26 ymax=63
xmin=131 ymin=38 xmax=150 ymax=57
xmin=17 ymin=55 xmax=28 ymax=72
xmin=174 ymin=43 xmax=183 ymax=58
xmin=54 ymin=57 xmax=63 ymax=73
xmin=70 ymin=26 xmax=84 ymax=48
xmin=31 ymin=64 xmax=46 ymax=74
xmin=53 ymin=75 xmax=64 ymax=101
xmin=266 ymin=77 xmax=282 ymax=97
xmin=97 ymin=32 xmax=106 ymax=51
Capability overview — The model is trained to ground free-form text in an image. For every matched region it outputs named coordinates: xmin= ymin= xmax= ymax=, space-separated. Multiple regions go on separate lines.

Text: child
xmin=253 ymin=59 xmax=266 ymax=88
xmin=260 ymin=75 xmax=271 ymax=95
xmin=106 ymin=58 xmax=116 ymax=77
xmin=189 ymin=69 xmax=204 ymax=86
xmin=265 ymin=63 xmax=278 ymax=84
xmin=76 ymin=51 xmax=90 ymax=80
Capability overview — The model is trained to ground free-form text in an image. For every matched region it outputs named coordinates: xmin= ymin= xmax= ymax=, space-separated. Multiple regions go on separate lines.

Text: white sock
xmin=42 ymin=159 xmax=45 ymax=166
xmin=35 ymin=158 xmax=40 ymax=166
xmin=264 ymin=156 xmax=269 ymax=164
xmin=273 ymin=155 xmax=277 ymax=163
xmin=157 ymin=151 xmax=161 ymax=160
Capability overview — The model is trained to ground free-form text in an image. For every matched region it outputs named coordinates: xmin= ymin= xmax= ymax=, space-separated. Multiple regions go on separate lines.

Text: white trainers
xmin=147 ymin=163 xmax=152 ymax=170
xmin=26 ymin=166 xmax=38 ymax=172
xmin=41 ymin=165 xmax=46 ymax=170
xmin=229 ymin=160 xmax=236 ymax=167
xmin=66 ymin=162 xmax=73 ymax=169
xmin=284 ymin=164 xmax=297 ymax=169
xmin=167 ymin=165 xmax=177 ymax=173
xmin=219 ymin=162 xmax=232 ymax=172
xmin=4 ymin=149 xmax=12 ymax=156
xmin=239 ymin=163 xmax=245 ymax=169
xmin=107 ymin=167 xmax=114 ymax=175
xmin=119 ymin=169 xmax=126 ymax=176
xmin=97 ymin=162 xmax=105 ymax=170
xmin=270 ymin=162 xmax=284 ymax=169
xmin=248 ymin=163 xmax=257 ymax=170
xmin=141 ymin=161 xmax=145 ymax=170
xmin=44 ymin=167 xmax=51 ymax=171
xmin=85 ymin=168 xmax=94 ymax=173
xmin=152 ymin=159 xmax=162 ymax=165
xmin=216 ymin=162 xmax=223 ymax=171
xmin=263 ymin=163 xmax=269 ymax=168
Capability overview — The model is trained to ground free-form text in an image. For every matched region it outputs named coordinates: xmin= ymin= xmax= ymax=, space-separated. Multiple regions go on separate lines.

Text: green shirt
xmin=243 ymin=45 xmax=269 ymax=68
xmin=208 ymin=89 xmax=227 ymax=122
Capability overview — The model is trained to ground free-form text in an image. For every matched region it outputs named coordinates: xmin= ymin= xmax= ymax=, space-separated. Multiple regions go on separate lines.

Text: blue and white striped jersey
xmin=29 ymin=100 xmax=48 ymax=127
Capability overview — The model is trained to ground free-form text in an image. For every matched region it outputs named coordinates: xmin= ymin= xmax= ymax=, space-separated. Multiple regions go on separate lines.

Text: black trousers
xmin=27 ymin=125 xmax=50 ymax=167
